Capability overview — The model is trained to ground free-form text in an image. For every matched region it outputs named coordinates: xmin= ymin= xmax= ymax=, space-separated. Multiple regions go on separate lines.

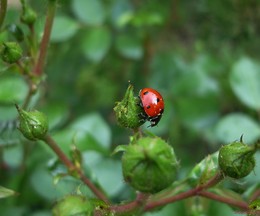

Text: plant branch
xmin=42 ymin=134 xmax=110 ymax=204
xmin=145 ymin=171 xmax=223 ymax=211
xmin=144 ymin=186 xmax=199 ymax=211
xmin=112 ymin=172 xmax=224 ymax=214
xmin=250 ymin=188 xmax=260 ymax=201
xmin=0 ymin=0 xmax=7 ymax=29
xmin=32 ymin=0 xmax=56 ymax=76
xmin=198 ymin=191 xmax=249 ymax=211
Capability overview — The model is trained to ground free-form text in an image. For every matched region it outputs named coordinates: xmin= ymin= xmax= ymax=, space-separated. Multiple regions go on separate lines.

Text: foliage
xmin=0 ymin=0 xmax=260 ymax=215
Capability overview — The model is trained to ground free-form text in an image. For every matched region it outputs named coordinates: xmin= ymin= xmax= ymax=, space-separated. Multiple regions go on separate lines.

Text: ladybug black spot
xmin=146 ymin=105 xmax=151 ymax=109
xmin=156 ymin=98 xmax=160 ymax=103
xmin=143 ymin=91 xmax=149 ymax=95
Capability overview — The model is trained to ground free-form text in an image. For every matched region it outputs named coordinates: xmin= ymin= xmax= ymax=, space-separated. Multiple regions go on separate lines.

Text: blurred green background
xmin=0 ymin=0 xmax=260 ymax=215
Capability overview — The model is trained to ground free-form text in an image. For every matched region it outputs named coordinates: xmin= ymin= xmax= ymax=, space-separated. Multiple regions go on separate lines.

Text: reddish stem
xmin=33 ymin=0 xmax=56 ymax=76
xmin=198 ymin=191 xmax=249 ymax=211
xmin=112 ymin=172 xmax=224 ymax=214
xmin=144 ymin=187 xmax=198 ymax=211
xmin=250 ymin=189 xmax=260 ymax=202
xmin=42 ymin=135 xmax=110 ymax=204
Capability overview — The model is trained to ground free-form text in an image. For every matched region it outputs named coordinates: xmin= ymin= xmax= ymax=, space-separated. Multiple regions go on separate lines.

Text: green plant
xmin=1 ymin=0 xmax=260 ymax=216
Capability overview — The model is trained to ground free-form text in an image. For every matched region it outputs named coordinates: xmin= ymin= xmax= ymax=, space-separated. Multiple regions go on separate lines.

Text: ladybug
xmin=139 ymin=88 xmax=164 ymax=127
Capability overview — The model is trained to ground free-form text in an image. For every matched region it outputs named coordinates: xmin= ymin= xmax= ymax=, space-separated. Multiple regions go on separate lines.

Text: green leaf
xmin=51 ymin=16 xmax=79 ymax=42
xmin=0 ymin=186 xmax=17 ymax=199
xmin=30 ymin=165 xmax=85 ymax=201
xmin=0 ymin=76 xmax=28 ymax=103
xmin=116 ymin=34 xmax=143 ymax=60
xmin=51 ymin=128 xmax=105 ymax=156
xmin=176 ymin=95 xmax=219 ymax=131
xmin=110 ymin=0 xmax=133 ymax=28
xmin=30 ymin=211 xmax=52 ymax=216
xmin=70 ymin=113 xmax=111 ymax=150
xmin=41 ymin=103 xmax=69 ymax=130
xmin=0 ymin=106 xmax=18 ymax=120
xmin=3 ymin=144 xmax=23 ymax=167
xmin=50 ymin=113 xmax=111 ymax=155
xmin=82 ymin=27 xmax=111 ymax=62
xmin=230 ymin=57 xmax=260 ymax=110
xmin=83 ymin=153 xmax=124 ymax=196
xmin=215 ymin=113 xmax=260 ymax=144
xmin=95 ymin=159 xmax=123 ymax=196
xmin=72 ymin=0 xmax=105 ymax=25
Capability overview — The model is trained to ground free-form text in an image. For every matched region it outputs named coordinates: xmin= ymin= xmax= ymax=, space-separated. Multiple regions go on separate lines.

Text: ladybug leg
xmin=138 ymin=111 xmax=148 ymax=123
xmin=137 ymin=96 xmax=148 ymax=123
xmin=148 ymin=112 xmax=163 ymax=127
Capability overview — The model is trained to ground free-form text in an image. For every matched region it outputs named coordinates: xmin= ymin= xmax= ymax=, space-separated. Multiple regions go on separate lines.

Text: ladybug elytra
xmin=139 ymin=88 xmax=164 ymax=127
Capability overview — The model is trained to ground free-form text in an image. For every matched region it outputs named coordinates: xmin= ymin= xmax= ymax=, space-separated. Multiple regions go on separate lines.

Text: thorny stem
xmin=0 ymin=0 xmax=7 ymax=29
xmin=32 ymin=0 xmax=56 ymax=76
xmin=42 ymin=134 xmax=110 ymax=204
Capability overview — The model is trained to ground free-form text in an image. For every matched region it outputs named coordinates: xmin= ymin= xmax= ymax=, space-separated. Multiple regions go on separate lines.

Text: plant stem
xmin=111 ymin=172 xmax=226 ymax=214
xmin=250 ymin=189 xmax=260 ymax=201
xmin=198 ymin=191 xmax=249 ymax=211
xmin=32 ymin=0 xmax=56 ymax=76
xmin=22 ymin=81 xmax=35 ymax=109
xmin=0 ymin=0 xmax=7 ymax=29
xmin=42 ymin=134 xmax=110 ymax=204
xmin=145 ymin=171 xmax=223 ymax=211
xmin=144 ymin=187 xmax=198 ymax=211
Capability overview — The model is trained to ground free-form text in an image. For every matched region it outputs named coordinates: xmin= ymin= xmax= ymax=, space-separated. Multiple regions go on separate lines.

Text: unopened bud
xmin=16 ymin=105 xmax=48 ymax=141
xmin=218 ymin=141 xmax=255 ymax=179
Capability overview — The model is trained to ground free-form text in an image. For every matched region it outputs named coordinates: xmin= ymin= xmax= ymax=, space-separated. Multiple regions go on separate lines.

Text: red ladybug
xmin=139 ymin=88 xmax=164 ymax=127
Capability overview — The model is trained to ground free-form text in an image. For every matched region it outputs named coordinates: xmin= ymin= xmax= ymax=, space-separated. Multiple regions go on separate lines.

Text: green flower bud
xmin=114 ymin=85 xmax=144 ymax=129
xmin=21 ymin=6 xmax=37 ymax=25
xmin=0 ymin=42 xmax=22 ymax=63
xmin=91 ymin=199 xmax=112 ymax=216
xmin=16 ymin=105 xmax=48 ymax=141
xmin=188 ymin=151 xmax=219 ymax=187
xmin=249 ymin=199 xmax=260 ymax=216
xmin=218 ymin=141 xmax=255 ymax=179
xmin=116 ymin=137 xmax=178 ymax=193
xmin=52 ymin=195 xmax=94 ymax=216
xmin=249 ymin=199 xmax=260 ymax=210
